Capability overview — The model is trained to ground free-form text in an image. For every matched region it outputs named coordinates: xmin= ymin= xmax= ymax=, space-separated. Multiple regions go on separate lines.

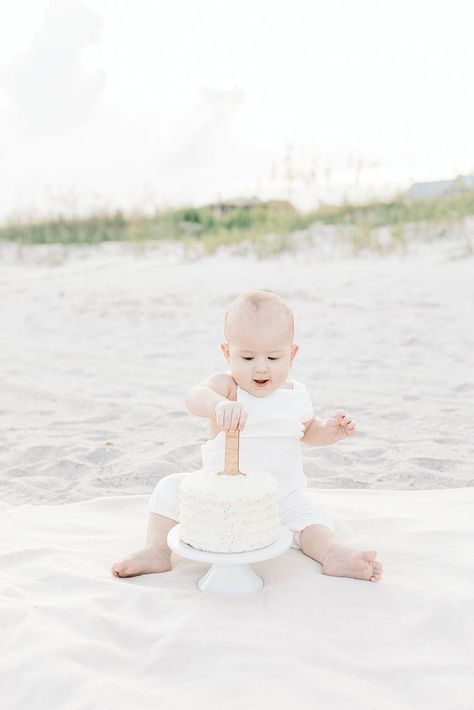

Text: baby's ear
xmin=290 ymin=344 xmax=299 ymax=362
xmin=220 ymin=342 xmax=230 ymax=360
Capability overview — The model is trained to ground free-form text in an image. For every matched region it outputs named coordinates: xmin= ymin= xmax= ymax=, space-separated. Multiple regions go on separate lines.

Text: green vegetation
xmin=0 ymin=205 xmax=314 ymax=256
xmin=314 ymin=192 xmax=474 ymax=229
xmin=1 ymin=212 xmax=129 ymax=245
xmin=1 ymin=191 xmax=473 ymax=256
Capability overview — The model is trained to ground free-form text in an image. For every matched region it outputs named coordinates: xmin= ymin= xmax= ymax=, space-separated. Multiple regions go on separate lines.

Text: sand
xmin=1 ymin=238 xmax=473 ymax=503
xmin=1 ymin=237 xmax=473 ymax=708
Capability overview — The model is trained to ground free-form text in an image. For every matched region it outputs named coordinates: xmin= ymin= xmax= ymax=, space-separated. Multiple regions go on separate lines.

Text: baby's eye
xmin=268 ymin=357 xmax=279 ymax=361
xmin=242 ymin=357 xmax=254 ymax=361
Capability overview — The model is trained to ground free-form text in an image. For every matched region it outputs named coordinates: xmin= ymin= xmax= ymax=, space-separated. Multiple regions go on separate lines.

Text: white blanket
xmin=1 ymin=489 xmax=473 ymax=710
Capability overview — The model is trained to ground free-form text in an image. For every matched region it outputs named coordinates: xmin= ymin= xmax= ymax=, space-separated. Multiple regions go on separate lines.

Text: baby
xmin=112 ymin=290 xmax=383 ymax=582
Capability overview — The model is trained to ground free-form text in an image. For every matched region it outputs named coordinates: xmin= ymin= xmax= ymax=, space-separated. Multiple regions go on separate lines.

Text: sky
xmin=0 ymin=0 xmax=473 ymax=221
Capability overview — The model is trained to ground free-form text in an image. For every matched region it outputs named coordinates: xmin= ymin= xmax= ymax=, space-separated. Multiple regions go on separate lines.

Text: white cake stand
xmin=167 ymin=525 xmax=293 ymax=594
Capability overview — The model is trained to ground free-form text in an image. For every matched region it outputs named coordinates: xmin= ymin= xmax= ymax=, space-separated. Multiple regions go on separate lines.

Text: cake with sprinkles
xmin=179 ymin=466 xmax=280 ymax=553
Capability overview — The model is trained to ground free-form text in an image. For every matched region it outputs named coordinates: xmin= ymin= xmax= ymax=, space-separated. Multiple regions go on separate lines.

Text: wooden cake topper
xmin=217 ymin=430 xmax=246 ymax=476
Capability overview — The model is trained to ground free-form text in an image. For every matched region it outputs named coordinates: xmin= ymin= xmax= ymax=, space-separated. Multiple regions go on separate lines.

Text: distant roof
xmin=403 ymin=174 xmax=474 ymax=200
xmin=454 ymin=174 xmax=474 ymax=190
xmin=211 ymin=197 xmax=263 ymax=208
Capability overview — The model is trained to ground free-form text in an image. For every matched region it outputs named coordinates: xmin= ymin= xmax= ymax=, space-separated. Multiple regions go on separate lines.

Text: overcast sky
xmin=0 ymin=0 xmax=473 ymax=221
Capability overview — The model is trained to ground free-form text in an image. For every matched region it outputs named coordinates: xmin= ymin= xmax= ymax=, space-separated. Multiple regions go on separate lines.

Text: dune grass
xmin=1 ymin=192 xmax=473 ymax=256
xmin=314 ymin=191 xmax=474 ymax=228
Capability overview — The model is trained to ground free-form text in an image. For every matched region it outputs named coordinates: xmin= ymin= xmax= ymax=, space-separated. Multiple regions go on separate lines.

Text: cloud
xmin=0 ymin=0 xmax=105 ymax=138
xmin=169 ymin=85 xmax=246 ymax=169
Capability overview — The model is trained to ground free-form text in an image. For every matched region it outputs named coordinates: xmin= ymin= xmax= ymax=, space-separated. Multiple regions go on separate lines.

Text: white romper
xmin=148 ymin=378 xmax=335 ymax=549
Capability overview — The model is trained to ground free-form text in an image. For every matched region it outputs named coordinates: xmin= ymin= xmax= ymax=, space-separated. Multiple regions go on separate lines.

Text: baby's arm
xmin=301 ymin=410 xmax=356 ymax=446
xmin=185 ymin=372 xmax=247 ymax=431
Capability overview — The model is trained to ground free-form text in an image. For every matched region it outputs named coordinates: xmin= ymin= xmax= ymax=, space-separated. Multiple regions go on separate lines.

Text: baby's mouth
xmin=254 ymin=378 xmax=270 ymax=385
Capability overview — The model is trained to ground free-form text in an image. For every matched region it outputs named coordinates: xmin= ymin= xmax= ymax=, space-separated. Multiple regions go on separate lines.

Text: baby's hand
xmin=326 ymin=409 xmax=356 ymax=442
xmin=214 ymin=401 xmax=248 ymax=432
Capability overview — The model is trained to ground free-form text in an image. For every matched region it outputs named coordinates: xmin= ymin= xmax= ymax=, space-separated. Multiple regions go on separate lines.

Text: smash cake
xmin=179 ymin=431 xmax=281 ymax=553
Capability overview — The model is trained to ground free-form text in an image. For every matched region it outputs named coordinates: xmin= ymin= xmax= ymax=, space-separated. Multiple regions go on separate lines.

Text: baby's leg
xmin=111 ymin=472 xmax=185 ymax=578
xmin=111 ymin=513 xmax=176 ymax=578
xmin=299 ymin=524 xmax=383 ymax=582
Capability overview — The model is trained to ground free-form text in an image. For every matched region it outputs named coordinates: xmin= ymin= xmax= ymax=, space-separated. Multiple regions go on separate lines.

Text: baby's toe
xmin=111 ymin=562 xmax=127 ymax=577
xmin=370 ymin=560 xmax=383 ymax=582
xmin=358 ymin=551 xmax=378 ymax=579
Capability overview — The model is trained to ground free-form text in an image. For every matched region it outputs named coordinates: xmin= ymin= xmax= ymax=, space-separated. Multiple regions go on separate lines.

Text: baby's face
xmin=221 ymin=317 xmax=299 ymax=397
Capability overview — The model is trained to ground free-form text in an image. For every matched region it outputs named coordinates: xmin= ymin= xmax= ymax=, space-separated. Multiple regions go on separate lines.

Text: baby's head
xmin=221 ymin=290 xmax=299 ymax=397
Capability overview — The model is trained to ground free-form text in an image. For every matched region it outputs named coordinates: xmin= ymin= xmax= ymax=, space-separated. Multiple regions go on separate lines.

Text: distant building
xmin=453 ymin=174 xmax=474 ymax=191
xmin=206 ymin=197 xmax=296 ymax=213
xmin=403 ymin=174 xmax=474 ymax=200
xmin=266 ymin=200 xmax=296 ymax=212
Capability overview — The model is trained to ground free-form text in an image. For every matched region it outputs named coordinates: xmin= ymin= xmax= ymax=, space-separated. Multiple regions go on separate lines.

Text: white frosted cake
xmin=179 ymin=468 xmax=281 ymax=553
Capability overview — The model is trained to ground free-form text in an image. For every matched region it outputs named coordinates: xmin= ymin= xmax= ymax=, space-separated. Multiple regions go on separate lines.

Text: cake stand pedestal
xmin=167 ymin=525 xmax=293 ymax=594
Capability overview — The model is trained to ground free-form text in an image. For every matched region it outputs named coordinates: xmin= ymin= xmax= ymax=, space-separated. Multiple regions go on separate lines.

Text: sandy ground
xmin=1 ymin=237 xmax=473 ymax=505
xmin=2 ymin=236 xmax=473 ymax=710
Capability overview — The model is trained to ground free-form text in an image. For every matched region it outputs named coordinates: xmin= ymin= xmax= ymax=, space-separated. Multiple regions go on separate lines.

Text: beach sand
xmin=1 ymin=238 xmax=473 ymax=503
xmin=1 ymin=238 xmax=473 ymax=709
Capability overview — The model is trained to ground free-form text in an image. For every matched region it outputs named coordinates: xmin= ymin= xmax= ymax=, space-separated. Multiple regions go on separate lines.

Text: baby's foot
xmin=321 ymin=545 xmax=383 ymax=582
xmin=111 ymin=543 xmax=172 ymax=578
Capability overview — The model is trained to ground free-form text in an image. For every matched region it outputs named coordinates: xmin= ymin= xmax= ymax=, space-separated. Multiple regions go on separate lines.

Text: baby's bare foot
xmin=111 ymin=543 xmax=172 ymax=578
xmin=321 ymin=545 xmax=383 ymax=582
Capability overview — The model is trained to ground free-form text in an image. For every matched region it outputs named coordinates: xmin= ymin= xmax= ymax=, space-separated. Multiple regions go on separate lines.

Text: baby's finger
xmin=238 ymin=412 xmax=247 ymax=430
xmin=223 ymin=407 xmax=233 ymax=430
xmin=335 ymin=409 xmax=346 ymax=419
xmin=229 ymin=410 xmax=241 ymax=431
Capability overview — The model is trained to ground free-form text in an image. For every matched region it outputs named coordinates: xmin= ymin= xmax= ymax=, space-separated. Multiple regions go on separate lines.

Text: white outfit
xmin=148 ymin=379 xmax=335 ymax=549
